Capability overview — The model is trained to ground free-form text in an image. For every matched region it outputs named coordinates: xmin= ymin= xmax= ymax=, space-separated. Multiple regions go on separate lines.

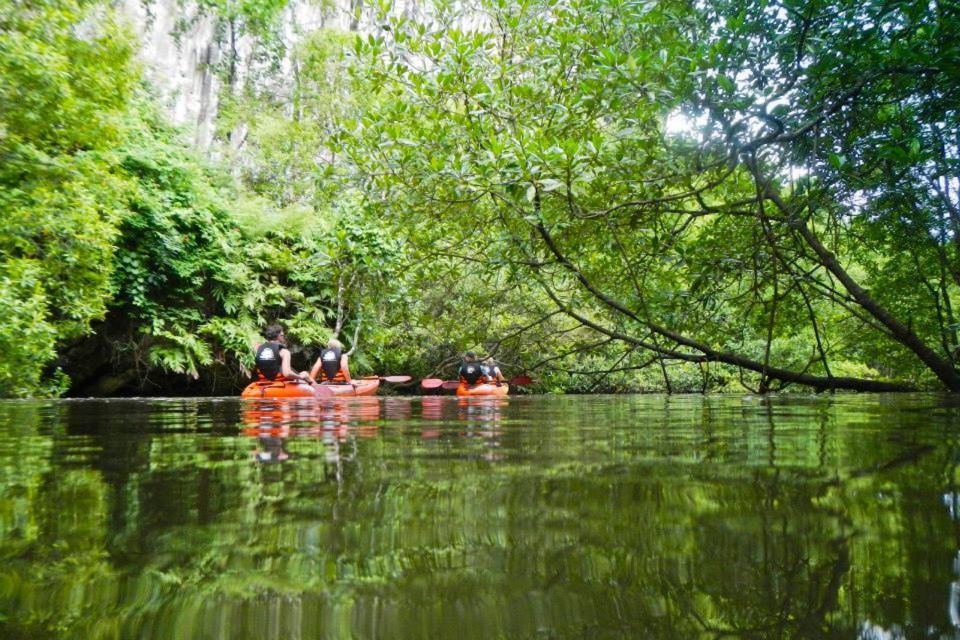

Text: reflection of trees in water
xmin=944 ymin=464 xmax=960 ymax=640
xmin=418 ymin=396 xmax=506 ymax=425
xmin=641 ymin=402 xmax=953 ymax=640
xmin=418 ymin=397 xmax=507 ymax=460
xmin=3 ymin=397 xmax=960 ymax=638
xmin=651 ymin=470 xmax=854 ymax=639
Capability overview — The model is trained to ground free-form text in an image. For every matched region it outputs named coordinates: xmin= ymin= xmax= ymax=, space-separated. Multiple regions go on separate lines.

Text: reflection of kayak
xmin=240 ymin=396 xmax=382 ymax=435
xmin=456 ymin=382 xmax=508 ymax=397
xmin=240 ymin=378 xmax=381 ymax=398
xmin=318 ymin=378 xmax=380 ymax=396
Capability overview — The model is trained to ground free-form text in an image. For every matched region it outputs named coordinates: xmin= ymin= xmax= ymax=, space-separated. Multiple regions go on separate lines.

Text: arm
xmin=341 ymin=354 xmax=352 ymax=381
xmin=282 ymin=349 xmax=315 ymax=384
xmin=309 ymin=358 xmax=321 ymax=381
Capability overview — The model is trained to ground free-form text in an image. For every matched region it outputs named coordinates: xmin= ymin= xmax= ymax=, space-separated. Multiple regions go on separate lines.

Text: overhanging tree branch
xmin=743 ymin=156 xmax=960 ymax=390
xmin=532 ymin=220 xmax=912 ymax=391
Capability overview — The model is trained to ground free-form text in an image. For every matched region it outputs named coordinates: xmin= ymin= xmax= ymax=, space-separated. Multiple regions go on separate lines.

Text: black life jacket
xmin=255 ymin=342 xmax=284 ymax=380
xmin=459 ymin=361 xmax=485 ymax=385
xmin=318 ymin=346 xmax=345 ymax=382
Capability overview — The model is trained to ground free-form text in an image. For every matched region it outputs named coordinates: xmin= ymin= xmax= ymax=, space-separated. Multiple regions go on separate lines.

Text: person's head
xmin=483 ymin=357 xmax=495 ymax=365
xmin=263 ymin=324 xmax=286 ymax=341
xmin=327 ymin=338 xmax=343 ymax=350
xmin=464 ymin=351 xmax=477 ymax=362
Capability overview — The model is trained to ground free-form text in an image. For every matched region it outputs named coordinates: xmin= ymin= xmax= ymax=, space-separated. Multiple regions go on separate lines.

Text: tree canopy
xmin=338 ymin=0 xmax=960 ymax=392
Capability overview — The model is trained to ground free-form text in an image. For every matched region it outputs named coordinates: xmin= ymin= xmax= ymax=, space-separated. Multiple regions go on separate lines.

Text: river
xmin=1 ymin=393 xmax=958 ymax=639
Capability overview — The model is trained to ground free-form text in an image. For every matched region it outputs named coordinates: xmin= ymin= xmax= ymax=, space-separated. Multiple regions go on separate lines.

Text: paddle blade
xmin=421 ymin=378 xmax=445 ymax=389
xmin=382 ymin=375 xmax=412 ymax=383
xmin=441 ymin=381 xmax=461 ymax=390
xmin=509 ymin=375 xmax=535 ymax=385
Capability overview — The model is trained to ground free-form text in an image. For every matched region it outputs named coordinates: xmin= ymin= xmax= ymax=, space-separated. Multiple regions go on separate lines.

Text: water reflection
xmin=241 ymin=397 xmax=382 ymax=436
xmin=241 ymin=397 xmax=383 ymax=464
xmin=2 ymin=394 xmax=960 ymax=639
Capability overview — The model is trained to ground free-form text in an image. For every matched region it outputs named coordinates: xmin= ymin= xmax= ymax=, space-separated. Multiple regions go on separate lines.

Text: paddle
xmin=365 ymin=375 xmax=412 ymax=383
xmin=310 ymin=383 xmax=335 ymax=398
xmin=422 ymin=376 xmax=534 ymax=389
xmin=420 ymin=378 xmax=464 ymax=390
xmin=421 ymin=378 xmax=468 ymax=390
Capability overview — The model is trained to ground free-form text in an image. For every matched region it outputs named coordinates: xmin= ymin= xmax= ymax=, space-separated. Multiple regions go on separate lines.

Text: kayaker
xmin=483 ymin=357 xmax=506 ymax=386
xmin=310 ymin=338 xmax=352 ymax=384
xmin=254 ymin=324 xmax=316 ymax=385
xmin=459 ymin=351 xmax=489 ymax=386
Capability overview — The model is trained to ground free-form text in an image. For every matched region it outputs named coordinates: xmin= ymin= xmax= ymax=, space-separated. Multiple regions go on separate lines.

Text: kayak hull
xmin=319 ymin=378 xmax=380 ymax=397
xmin=241 ymin=379 xmax=319 ymax=398
xmin=456 ymin=382 xmax=508 ymax=397
xmin=241 ymin=378 xmax=380 ymax=398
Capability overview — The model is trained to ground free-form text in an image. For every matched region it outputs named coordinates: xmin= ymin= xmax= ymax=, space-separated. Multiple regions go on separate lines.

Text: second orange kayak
xmin=456 ymin=382 xmax=509 ymax=397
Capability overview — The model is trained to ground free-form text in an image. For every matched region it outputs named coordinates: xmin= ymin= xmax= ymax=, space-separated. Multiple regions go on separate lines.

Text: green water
xmin=1 ymin=393 xmax=959 ymax=639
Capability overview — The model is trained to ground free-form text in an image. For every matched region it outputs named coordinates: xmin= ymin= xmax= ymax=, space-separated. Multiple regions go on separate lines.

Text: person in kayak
xmin=459 ymin=352 xmax=490 ymax=386
xmin=254 ymin=324 xmax=316 ymax=384
xmin=310 ymin=338 xmax=352 ymax=384
xmin=483 ymin=357 xmax=506 ymax=386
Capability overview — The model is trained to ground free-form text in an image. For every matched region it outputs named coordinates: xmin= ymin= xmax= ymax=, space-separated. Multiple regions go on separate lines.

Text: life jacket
xmin=484 ymin=364 xmax=502 ymax=382
xmin=255 ymin=342 xmax=286 ymax=381
xmin=459 ymin=361 xmax=486 ymax=385
xmin=318 ymin=346 xmax=347 ymax=383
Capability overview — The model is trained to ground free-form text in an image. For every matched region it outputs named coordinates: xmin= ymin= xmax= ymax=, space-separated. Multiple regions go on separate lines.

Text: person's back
xmin=254 ymin=340 xmax=284 ymax=380
xmin=311 ymin=338 xmax=352 ymax=383
xmin=459 ymin=352 xmax=487 ymax=385
xmin=254 ymin=324 xmax=315 ymax=384
xmin=484 ymin=357 xmax=505 ymax=385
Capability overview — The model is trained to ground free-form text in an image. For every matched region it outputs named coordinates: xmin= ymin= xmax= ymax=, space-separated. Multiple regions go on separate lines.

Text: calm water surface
xmin=1 ymin=393 xmax=959 ymax=639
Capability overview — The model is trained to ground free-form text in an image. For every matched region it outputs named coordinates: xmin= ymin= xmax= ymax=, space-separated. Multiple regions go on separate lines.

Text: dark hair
xmin=464 ymin=351 xmax=477 ymax=361
xmin=262 ymin=324 xmax=285 ymax=340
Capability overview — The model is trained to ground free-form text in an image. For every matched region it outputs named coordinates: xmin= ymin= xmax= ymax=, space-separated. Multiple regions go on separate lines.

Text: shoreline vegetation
xmin=2 ymin=0 xmax=958 ymax=398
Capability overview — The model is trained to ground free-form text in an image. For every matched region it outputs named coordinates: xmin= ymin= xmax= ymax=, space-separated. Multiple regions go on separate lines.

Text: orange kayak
xmin=241 ymin=379 xmax=320 ymax=398
xmin=240 ymin=378 xmax=381 ymax=398
xmin=456 ymin=382 xmax=508 ymax=397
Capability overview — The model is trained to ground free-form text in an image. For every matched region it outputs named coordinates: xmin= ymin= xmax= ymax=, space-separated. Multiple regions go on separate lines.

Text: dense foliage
xmin=0 ymin=0 xmax=139 ymax=395
xmin=339 ymin=0 xmax=960 ymax=392
xmin=1 ymin=0 xmax=958 ymax=396
xmin=0 ymin=0 xmax=410 ymax=397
